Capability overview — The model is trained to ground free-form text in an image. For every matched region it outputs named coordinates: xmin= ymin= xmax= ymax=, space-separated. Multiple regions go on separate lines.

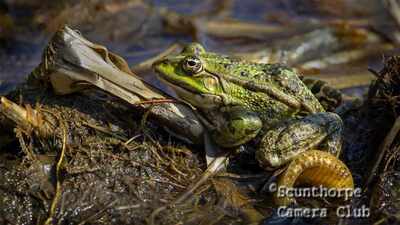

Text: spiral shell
xmin=275 ymin=149 xmax=354 ymax=206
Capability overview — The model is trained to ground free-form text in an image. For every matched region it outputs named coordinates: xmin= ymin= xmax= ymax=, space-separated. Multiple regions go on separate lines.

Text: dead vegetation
xmin=0 ymin=86 xmax=214 ymax=225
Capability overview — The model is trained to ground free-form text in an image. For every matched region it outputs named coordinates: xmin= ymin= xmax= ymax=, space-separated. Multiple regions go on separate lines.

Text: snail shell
xmin=275 ymin=149 xmax=354 ymax=206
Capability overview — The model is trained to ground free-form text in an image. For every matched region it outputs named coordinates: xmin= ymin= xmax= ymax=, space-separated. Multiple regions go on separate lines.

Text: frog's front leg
xmin=256 ymin=112 xmax=343 ymax=168
xmin=209 ymin=107 xmax=262 ymax=148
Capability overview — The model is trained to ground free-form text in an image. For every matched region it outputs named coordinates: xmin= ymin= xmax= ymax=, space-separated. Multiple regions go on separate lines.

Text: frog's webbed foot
xmin=210 ymin=108 xmax=262 ymax=148
xmin=256 ymin=112 xmax=343 ymax=168
xmin=300 ymin=77 xmax=342 ymax=112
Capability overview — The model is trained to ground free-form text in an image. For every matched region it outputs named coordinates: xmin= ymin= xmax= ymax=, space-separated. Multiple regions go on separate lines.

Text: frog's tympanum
xmin=153 ymin=43 xmax=354 ymax=205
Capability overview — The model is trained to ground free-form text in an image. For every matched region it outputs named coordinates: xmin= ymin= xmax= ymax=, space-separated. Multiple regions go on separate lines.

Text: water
xmin=0 ymin=0 xmax=391 ymax=96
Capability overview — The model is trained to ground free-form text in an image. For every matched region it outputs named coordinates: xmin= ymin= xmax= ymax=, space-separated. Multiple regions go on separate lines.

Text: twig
xmin=81 ymin=121 xmax=128 ymax=141
xmin=384 ymin=145 xmax=400 ymax=171
xmin=44 ymin=117 xmax=68 ymax=225
xmin=115 ymin=204 xmax=141 ymax=211
xmin=215 ymin=172 xmax=269 ymax=180
xmin=366 ymin=116 xmax=400 ymax=186
xmin=15 ymin=129 xmax=36 ymax=161
xmin=77 ymin=199 xmax=118 ymax=225
xmin=124 ymin=134 xmax=142 ymax=145
xmin=132 ymin=99 xmax=179 ymax=106
xmin=149 ymin=154 xmax=228 ymax=225
xmin=150 ymin=178 xmax=187 ymax=189
xmin=385 ymin=0 xmax=400 ymax=29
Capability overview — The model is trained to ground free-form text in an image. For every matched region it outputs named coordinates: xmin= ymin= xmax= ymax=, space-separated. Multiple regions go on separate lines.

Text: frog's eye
xmin=182 ymin=56 xmax=203 ymax=75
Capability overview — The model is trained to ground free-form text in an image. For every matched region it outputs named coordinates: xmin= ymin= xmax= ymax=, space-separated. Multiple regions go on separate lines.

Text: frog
xmin=152 ymin=43 xmax=343 ymax=169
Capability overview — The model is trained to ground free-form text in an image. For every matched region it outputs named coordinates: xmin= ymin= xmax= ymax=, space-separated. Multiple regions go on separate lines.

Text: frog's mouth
xmin=156 ymin=74 xmax=222 ymax=109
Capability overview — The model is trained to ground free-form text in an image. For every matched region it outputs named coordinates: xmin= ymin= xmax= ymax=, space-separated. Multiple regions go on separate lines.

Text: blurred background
xmin=0 ymin=0 xmax=399 ymax=97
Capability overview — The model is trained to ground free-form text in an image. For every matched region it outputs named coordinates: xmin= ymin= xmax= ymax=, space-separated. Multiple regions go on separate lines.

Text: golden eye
xmin=182 ymin=56 xmax=203 ymax=74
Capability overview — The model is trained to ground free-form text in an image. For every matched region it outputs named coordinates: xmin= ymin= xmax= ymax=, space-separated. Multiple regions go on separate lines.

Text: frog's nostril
xmin=187 ymin=60 xmax=196 ymax=66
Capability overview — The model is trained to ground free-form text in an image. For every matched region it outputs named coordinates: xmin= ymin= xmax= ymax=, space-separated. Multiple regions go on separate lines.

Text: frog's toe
xmin=301 ymin=77 xmax=343 ymax=111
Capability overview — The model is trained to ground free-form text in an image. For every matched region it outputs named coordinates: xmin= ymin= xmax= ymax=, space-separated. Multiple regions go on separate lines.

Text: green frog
xmin=153 ymin=43 xmax=343 ymax=169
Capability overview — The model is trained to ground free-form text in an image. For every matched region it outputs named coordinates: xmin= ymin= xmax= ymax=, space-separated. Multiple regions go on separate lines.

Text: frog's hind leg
xmin=256 ymin=112 xmax=343 ymax=168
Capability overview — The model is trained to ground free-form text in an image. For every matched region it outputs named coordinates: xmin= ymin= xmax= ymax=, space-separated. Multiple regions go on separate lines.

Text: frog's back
xmin=202 ymin=54 xmax=325 ymax=114
xmin=255 ymin=63 xmax=324 ymax=113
